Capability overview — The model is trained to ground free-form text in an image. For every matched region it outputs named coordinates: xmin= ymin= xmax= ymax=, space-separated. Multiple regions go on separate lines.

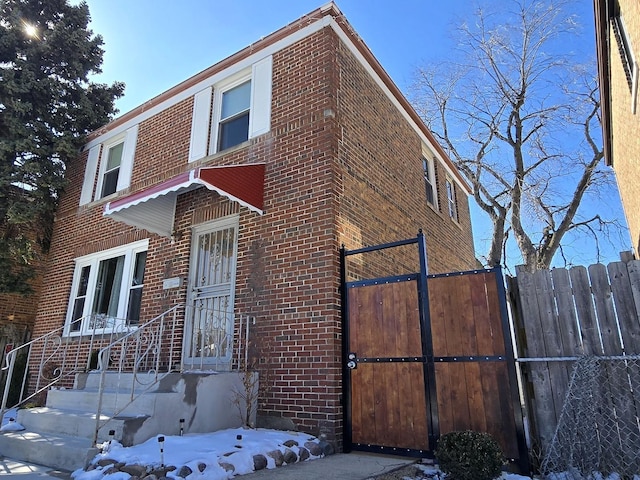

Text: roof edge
xmin=87 ymin=1 xmax=469 ymax=193
xmin=87 ymin=3 xmax=340 ymax=141
xmin=594 ymin=0 xmax=613 ymax=166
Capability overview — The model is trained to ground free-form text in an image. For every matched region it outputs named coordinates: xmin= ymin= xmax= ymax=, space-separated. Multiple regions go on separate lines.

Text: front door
xmin=184 ymin=216 xmax=239 ymax=370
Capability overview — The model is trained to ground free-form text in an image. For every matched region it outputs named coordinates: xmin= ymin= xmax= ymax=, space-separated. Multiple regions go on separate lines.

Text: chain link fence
xmin=541 ymin=355 xmax=640 ymax=479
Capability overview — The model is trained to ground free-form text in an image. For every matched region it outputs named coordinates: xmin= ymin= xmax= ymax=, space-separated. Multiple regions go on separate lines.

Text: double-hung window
xmin=188 ymin=56 xmax=273 ymax=162
xmin=218 ymin=80 xmax=251 ymax=151
xmin=446 ymin=177 xmax=458 ymax=221
xmin=66 ymin=240 xmax=148 ymax=335
xmin=422 ymin=156 xmax=438 ymax=208
xmin=80 ymin=125 xmax=138 ymax=205
xmin=611 ymin=1 xmax=638 ymax=112
xmin=101 ymin=141 xmax=124 ymax=198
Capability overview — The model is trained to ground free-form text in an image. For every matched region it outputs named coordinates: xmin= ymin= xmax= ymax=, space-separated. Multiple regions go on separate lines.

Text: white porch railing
xmin=0 ymin=313 xmax=143 ymax=421
xmin=1 ymin=304 xmax=253 ymax=446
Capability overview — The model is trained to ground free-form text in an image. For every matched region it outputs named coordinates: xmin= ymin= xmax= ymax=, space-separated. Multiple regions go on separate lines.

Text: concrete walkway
xmin=0 ymin=457 xmax=71 ymax=478
xmin=0 ymin=452 xmax=415 ymax=479
xmin=248 ymin=452 xmax=416 ymax=479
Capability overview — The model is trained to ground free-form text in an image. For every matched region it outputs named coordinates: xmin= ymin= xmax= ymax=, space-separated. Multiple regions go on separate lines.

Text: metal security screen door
xmin=185 ymin=216 xmax=239 ymax=369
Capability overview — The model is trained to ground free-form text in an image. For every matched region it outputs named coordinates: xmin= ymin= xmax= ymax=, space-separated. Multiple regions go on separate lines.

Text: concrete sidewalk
xmin=249 ymin=452 xmax=416 ymax=479
xmin=0 ymin=452 xmax=416 ymax=479
xmin=0 ymin=457 xmax=71 ymax=478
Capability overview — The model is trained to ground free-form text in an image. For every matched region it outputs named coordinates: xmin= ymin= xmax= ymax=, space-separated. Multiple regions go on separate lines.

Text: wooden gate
xmin=341 ymin=233 xmax=528 ymax=470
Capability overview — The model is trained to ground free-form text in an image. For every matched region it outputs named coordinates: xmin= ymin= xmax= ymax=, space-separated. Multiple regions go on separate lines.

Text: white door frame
xmin=183 ymin=215 xmax=239 ymax=370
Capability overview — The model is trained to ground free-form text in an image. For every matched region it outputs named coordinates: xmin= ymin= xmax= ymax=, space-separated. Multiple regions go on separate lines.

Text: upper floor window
xmin=218 ymin=80 xmax=251 ymax=151
xmin=446 ymin=177 xmax=458 ymax=221
xmin=188 ymin=56 xmax=273 ymax=162
xmin=101 ymin=140 xmax=124 ymax=197
xmin=79 ymin=124 xmax=139 ymax=205
xmin=422 ymin=156 xmax=438 ymax=208
xmin=66 ymin=240 xmax=148 ymax=336
xmin=611 ymin=0 xmax=638 ymax=112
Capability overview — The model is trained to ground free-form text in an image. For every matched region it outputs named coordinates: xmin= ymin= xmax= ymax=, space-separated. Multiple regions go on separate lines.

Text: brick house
xmin=595 ymin=0 xmax=640 ymax=253
xmin=28 ymin=2 xmax=476 ymax=449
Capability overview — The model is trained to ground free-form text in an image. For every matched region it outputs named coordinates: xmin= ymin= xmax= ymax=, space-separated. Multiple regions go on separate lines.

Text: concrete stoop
xmin=0 ymin=430 xmax=98 ymax=472
xmin=0 ymin=371 xmax=253 ymax=472
xmin=0 ymin=373 xmax=165 ymax=472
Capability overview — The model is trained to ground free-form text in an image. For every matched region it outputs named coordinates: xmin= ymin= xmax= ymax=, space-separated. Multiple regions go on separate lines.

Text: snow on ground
xmin=1 ymin=409 xmax=633 ymax=480
xmin=415 ymin=463 xmax=532 ymax=479
xmin=72 ymin=428 xmax=322 ymax=480
xmin=0 ymin=407 xmax=24 ymax=431
xmin=68 ymin=427 xmax=535 ymax=480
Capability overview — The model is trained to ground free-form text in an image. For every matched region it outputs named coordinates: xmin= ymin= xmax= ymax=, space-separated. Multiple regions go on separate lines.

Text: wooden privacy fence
xmin=509 ymin=259 xmax=640 ymax=454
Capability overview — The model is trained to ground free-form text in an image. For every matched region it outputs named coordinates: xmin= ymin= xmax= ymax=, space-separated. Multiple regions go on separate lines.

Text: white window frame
xmin=64 ymin=239 xmax=149 ymax=337
xmin=94 ymin=133 xmax=125 ymax=201
xmin=446 ymin=177 xmax=458 ymax=221
xmin=87 ymin=124 xmax=138 ymax=203
xmin=209 ymin=72 xmax=252 ymax=155
xmin=423 ymin=156 xmax=438 ymax=210
xmin=98 ymin=137 xmax=125 ymax=199
xmin=188 ymin=56 xmax=272 ymax=162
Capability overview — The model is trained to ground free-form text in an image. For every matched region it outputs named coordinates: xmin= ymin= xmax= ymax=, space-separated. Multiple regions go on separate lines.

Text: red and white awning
xmin=103 ymin=164 xmax=265 ymax=236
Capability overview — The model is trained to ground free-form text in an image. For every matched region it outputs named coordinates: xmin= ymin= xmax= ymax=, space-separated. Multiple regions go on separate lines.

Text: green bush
xmin=435 ymin=430 xmax=504 ymax=480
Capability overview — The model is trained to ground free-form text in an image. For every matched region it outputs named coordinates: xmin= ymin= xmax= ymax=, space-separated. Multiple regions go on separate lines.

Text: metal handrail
xmin=0 ymin=303 xmax=253 ymax=447
xmin=90 ymin=304 xmax=253 ymax=445
xmin=92 ymin=304 xmax=184 ymax=445
xmin=0 ymin=314 xmax=135 ymax=424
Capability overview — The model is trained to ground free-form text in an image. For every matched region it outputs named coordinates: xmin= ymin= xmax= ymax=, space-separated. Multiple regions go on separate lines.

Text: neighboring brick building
xmin=595 ymin=0 xmax=640 ymax=252
xmin=0 ymin=209 xmax=46 ymax=360
xmin=31 ymin=3 xmax=476 ymax=445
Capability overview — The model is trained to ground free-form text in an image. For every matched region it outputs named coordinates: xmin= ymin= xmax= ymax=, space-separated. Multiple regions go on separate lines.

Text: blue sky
xmin=80 ymin=0 xmax=630 ymax=268
xmin=83 ymin=0 xmax=474 ymax=115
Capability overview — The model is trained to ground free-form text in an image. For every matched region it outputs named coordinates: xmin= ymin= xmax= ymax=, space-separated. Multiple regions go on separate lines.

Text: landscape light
xmin=158 ymin=435 xmax=165 ymax=467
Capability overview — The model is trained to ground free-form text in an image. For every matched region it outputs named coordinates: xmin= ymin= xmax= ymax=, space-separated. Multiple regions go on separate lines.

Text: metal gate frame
xmin=340 ymin=231 xmax=529 ymax=472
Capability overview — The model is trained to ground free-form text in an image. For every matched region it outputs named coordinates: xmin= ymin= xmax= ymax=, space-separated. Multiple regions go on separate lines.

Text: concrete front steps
xmin=0 ymin=371 xmax=253 ymax=472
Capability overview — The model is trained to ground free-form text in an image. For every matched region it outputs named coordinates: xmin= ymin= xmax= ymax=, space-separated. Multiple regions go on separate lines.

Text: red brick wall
xmin=32 ymin=24 xmax=476 ymax=448
xmin=236 ymin=28 xmax=343 ymax=440
xmin=335 ymin=39 xmax=475 ymax=276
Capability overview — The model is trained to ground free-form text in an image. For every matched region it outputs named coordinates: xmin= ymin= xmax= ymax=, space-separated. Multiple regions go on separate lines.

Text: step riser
xmin=46 ymin=389 xmax=165 ymax=416
xmin=6 ymin=371 xmax=251 ymax=472
xmin=0 ymin=432 xmax=98 ymax=471
xmin=75 ymin=372 xmax=182 ymax=391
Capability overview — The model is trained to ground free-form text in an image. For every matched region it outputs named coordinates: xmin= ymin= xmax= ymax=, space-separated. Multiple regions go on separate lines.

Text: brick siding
xmin=32 ymin=24 xmax=476 ymax=448
xmin=607 ymin=0 xmax=640 ymax=252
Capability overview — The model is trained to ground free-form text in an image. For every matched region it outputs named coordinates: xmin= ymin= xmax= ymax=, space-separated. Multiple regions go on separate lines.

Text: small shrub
xmin=435 ymin=430 xmax=504 ymax=480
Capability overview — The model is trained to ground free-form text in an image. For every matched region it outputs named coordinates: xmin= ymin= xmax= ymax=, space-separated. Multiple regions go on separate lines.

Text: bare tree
xmin=412 ymin=0 xmax=624 ymax=271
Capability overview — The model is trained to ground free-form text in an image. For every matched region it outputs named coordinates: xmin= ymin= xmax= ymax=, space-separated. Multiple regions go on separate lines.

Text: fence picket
xmin=513 ymin=266 xmax=559 ymax=449
xmin=551 ymin=268 xmax=581 ymax=356
xmin=514 ymin=259 xmax=640 ymax=471
xmin=589 ymin=263 xmax=623 ymax=356
xmin=608 ymin=262 xmax=640 ymax=353
xmin=569 ymin=266 xmax=601 ymax=354
xmin=626 ymin=260 xmax=640 ymax=338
